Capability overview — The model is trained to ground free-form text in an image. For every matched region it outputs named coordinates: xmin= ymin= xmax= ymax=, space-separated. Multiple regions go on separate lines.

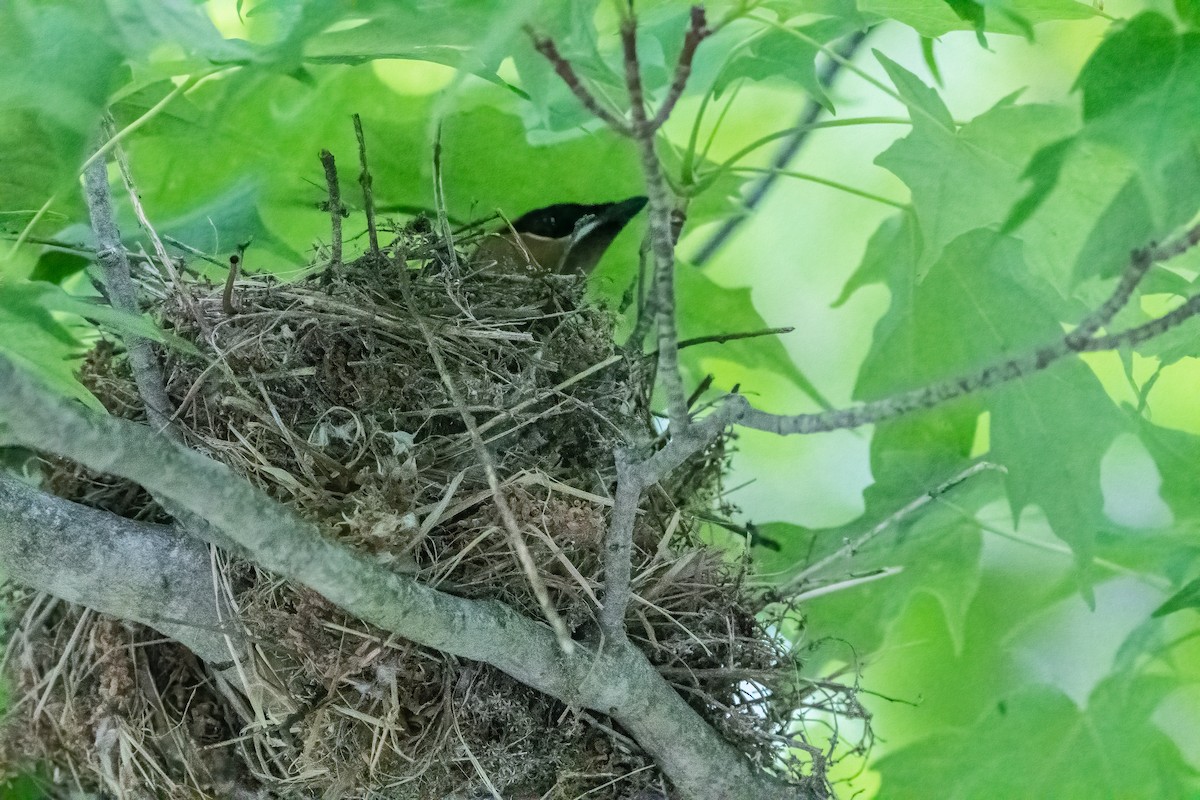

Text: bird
xmin=471 ymin=196 xmax=648 ymax=275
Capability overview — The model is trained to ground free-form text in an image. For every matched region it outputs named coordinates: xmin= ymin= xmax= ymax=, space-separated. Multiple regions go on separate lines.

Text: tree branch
xmin=319 ymin=148 xmax=345 ymax=274
xmin=727 ymin=221 xmax=1200 ymax=437
xmin=353 ymin=113 xmax=380 ymax=257
xmin=82 ymin=130 xmax=177 ymax=439
xmin=620 ymin=14 xmax=699 ymax=430
xmin=0 ymin=473 xmax=233 ymax=667
xmin=527 ymin=30 xmax=632 ymax=134
xmin=648 ymin=6 xmax=710 ymax=131
xmin=599 ymin=449 xmax=642 ymax=637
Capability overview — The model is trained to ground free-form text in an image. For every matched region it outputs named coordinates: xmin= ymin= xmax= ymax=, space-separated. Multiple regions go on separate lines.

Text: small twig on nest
xmin=221 ymin=240 xmax=249 ymax=317
xmin=82 ymin=125 xmax=178 ymax=440
xmin=109 ymin=119 xmax=205 ymax=332
xmin=353 ymin=113 xmax=380 ymax=257
xmin=319 ymin=148 xmax=346 ymax=274
xmin=431 ymin=123 xmax=461 ymax=274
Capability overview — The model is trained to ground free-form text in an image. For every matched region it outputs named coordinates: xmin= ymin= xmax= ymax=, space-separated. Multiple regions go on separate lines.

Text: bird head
xmin=472 ymin=196 xmax=648 ymax=275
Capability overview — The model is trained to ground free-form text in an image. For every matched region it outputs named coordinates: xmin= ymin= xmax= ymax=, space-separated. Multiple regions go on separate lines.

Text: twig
xmin=111 ymin=122 xmax=204 ymax=330
xmin=619 ymin=12 xmax=703 ymax=430
xmin=222 ymin=242 xmax=248 ymax=317
xmin=431 ymin=124 xmax=460 ymax=274
xmin=319 ymin=148 xmax=345 ymax=272
xmin=675 ymin=326 xmax=794 ymax=351
xmin=779 ymin=461 xmax=1000 ymax=594
xmin=526 ymin=30 xmax=631 ymax=134
xmin=82 ymin=129 xmax=178 ymax=440
xmin=648 ymin=6 xmax=710 ymax=131
xmin=728 ymin=220 xmax=1200 ymax=437
xmin=353 ymin=113 xmax=380 ymax=257
xmin=1069 ymin=230 xmax=1200 ymax=347
xmin=162 ymin=235 xmax=234 ymax=269
xmin=1079 ymin=292 xmax=1200 ymax=352
xmin=110 ymin=122 xmax=177 ymax=277
xmin=691 ymin=29 xmax=871 ymax=267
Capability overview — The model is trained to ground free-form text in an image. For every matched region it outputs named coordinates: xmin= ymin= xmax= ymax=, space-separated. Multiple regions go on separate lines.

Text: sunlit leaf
xmin=875 ymin=677 xmax=1200 ymax=799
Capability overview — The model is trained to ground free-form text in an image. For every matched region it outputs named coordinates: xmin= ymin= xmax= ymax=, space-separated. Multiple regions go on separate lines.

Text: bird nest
xmin=1 ymin=216 xmax=815 ymax=799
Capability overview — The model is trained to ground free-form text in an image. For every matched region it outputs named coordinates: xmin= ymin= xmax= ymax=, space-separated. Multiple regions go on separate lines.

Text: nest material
xmin=1 ymin=217 xmax=816 ymax=799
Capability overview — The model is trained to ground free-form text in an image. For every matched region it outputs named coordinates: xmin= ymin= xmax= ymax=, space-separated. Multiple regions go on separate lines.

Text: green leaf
xmin=1010 ymin=13 xmax=1200 ymax=282
xmin=856 ymin=227 xmax=1126 ymax=567
xmin=675 ymin=262 xmax=832 ymax=409
xmin=1153 ymin=575 xmax=1200 ymax=617
xmin=920 ymin=36 xmax=943 ymax=87
xmin=1179 ymin=0 xmax=1200 ymax=28
xmin=302 ymin=0 xmax=538 ymax=80
xmin=874 ymin=677 xmax=1200 ymax=799
xmin=1137 ymin=419 xmax=1200 ymax=523
xmin=874 ymin=54 xmax=1078 ymax=272
xmin=0 ymin=2 xmax=122 ymax=224
xmin=943 ymin=0 xmax=988 ymax=47
xmin=34 ymin=283 xmax=197 ymax=356
xmin=0 ymin=281 xmax=97 ymax=409
xmin=860 ymin=0 xmax=1097 ymax=38
xmin=714 ymin=19 xmax=860 ymax=112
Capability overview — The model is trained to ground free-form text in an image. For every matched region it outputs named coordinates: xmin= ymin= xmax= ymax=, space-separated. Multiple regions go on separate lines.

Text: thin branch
xmin=527 ymin=30 xmax=632 ymax=134
xmin=353 ymin=113 xmax=380 ymax=257
xmin=1079 ymin=291 xmax=1200 ymax=352
xmin=221 ymin=242 xmax=248 ymax=317
xmin=728 ymin=222 xmax=1200 ymax=437
xmin=676 ymin=326 xmax=794 ymax=350
xmin=620 ymin=14 xmax=694 ymax=430
xmin=778 ymin=461 xmax=1001 ymax=594
xmin=648 ymin=6 xmax=711 ymax=131
xmin=691 ymin=29 xmax=871 ymax=267
xmin=431 ymin=123 xmax=461 ymax=274
xmin=82 ymin=128 xmax=178 ymax=440
xmin=162 ymin=234 xmax=234 ymax=269
xmin=1069 ymin=228 xmax=1200 ymax=346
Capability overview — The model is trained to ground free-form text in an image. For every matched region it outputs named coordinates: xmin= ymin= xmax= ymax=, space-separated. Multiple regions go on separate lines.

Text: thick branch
xmin=0 ymin=473 xmax=233 ymax=666
xmin=0 ymin=358 xmax=806 ymax=800
xmin=599 ymin=449 xmax=642 ymax=637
